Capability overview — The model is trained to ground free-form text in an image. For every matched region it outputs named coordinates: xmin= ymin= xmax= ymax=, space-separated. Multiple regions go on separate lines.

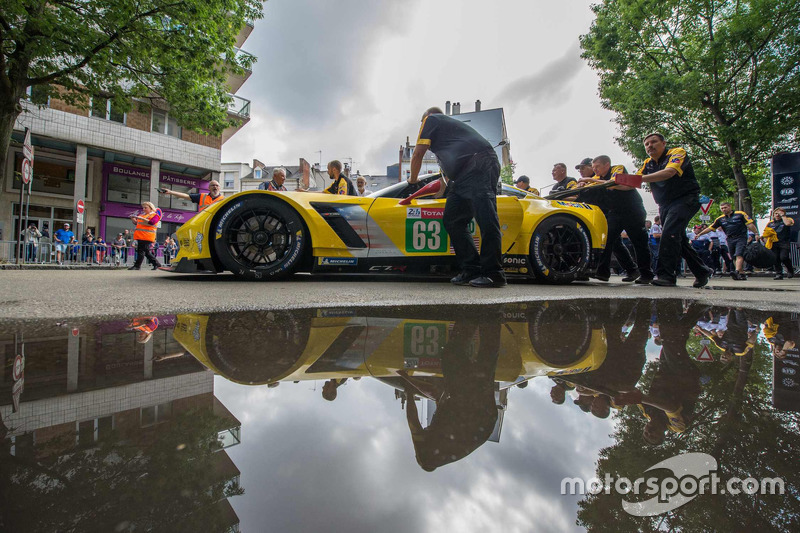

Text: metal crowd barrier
xmin=0 ymin=241 xmax=180 ymax=267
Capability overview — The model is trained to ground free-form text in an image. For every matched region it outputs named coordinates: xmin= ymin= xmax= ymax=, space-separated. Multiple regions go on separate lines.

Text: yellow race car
xmin=166 ymin=173 xmax=607 ymax=283
xmin=171 ymin=301 xmax=607 ymax=387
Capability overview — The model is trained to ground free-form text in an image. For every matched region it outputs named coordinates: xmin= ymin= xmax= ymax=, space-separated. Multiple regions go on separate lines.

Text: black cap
xmin=515 ymin=175 xmax=530 ymax=184
xmin=575 ymin=158 xmax=593 ymax=169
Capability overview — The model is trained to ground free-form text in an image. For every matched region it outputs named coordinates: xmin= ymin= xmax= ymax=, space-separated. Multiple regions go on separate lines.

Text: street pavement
xmin=1 ymin=269 xmax=798 ymax=321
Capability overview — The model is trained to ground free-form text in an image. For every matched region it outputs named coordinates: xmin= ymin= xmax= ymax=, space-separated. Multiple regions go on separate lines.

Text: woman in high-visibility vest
xmin=128 ymin=202 xmax=163 ymax=270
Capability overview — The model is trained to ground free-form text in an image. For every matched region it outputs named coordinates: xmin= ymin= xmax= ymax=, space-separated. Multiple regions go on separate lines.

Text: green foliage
xmin=1 ymin=0 xmax=263 ymax=134
xmin=576 ymin=319 xmax=800 ymax=532
xmin=500 ymin=161 xmax=517 ymax=185
xmin=581 ymin=0 xmax=800 ymax=216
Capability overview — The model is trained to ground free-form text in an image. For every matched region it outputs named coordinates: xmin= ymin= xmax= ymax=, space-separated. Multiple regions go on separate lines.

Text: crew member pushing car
xmin=578 ymin=155 xmax=653 ymax=284
xmin=408 ymin=107 xmax=505 ymax=288
xmin=637 ymin=133 xmax=711 ymax=288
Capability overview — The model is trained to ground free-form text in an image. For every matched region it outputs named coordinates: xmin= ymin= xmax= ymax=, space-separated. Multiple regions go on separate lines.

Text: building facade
xmin=2 ymin=22 xmax=256 ymax=245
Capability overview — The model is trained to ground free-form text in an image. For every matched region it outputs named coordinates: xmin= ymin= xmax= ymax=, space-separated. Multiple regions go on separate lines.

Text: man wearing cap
xmin=54 ymin=222 xmax=75 ymax=265
xmin=579 ymin=155 xmax=653 ymax=283
xmin=408 ymin=106 xmax=505 ymax=288
xmin=514 ymin=175 xmax=539 ymax=196
xmin=637 ymin=133 xmax=712 ymax=288
xmin=550 ymin=163 xmax=577 ymax=192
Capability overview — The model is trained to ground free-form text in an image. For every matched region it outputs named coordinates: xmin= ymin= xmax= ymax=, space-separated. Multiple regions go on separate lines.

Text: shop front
xmin=100 ymin=162 xmax=210 ymax=242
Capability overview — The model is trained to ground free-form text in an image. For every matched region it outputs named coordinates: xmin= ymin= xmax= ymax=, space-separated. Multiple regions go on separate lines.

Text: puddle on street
xmin=1 ymin=300 xmax=799 ymax=532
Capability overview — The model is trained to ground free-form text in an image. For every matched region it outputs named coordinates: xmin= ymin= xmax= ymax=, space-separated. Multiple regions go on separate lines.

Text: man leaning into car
xmin=408 ymin=106 xmax=505 ymax=288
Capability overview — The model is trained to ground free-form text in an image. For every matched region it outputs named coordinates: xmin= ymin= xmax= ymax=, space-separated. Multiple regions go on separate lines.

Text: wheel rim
xmin=541 ymin=225 xmax=584 ymax=273
xmin=223 ymin=207 xmax=293 ymax=269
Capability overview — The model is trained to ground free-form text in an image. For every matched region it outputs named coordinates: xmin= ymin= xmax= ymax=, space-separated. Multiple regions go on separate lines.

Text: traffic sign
xmin=21 ymin=158 xmax=33 ymax=184
xmin=700 ymin=198 xmax=714 ymax=215
xmin=22 ymin=128 xmax=33 ymax=161
xmin=12 ymin=378 xmax=24 ymax=413
xmin=72 ymin=327 xmax=80 ymax=337
xmin=696 ymin=346 xmax=715 ymax=362
xmin=76 ymin=199 xmax=85 ymax=214
xmin=699 ymin=214 xmax=710 ymax=222
xmin=13 ymin=354 xmax=25 ymax=381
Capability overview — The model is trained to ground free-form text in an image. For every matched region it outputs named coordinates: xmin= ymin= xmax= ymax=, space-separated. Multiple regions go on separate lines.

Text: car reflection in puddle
xmin=1 ymin=300 xmax=798 ymax=532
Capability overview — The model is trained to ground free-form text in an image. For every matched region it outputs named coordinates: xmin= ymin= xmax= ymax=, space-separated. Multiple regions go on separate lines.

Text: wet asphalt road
xmin=1 ymin=269 xmax=798 ymax=321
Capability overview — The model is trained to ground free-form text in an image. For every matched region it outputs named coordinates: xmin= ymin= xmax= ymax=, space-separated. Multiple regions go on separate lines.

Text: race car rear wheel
xmin=213 ymin=195 xmax=307 ymax=280
xmin=529 ymin=215 xmax=590 ymax=284
xmin=528 ymin=302 xmax=592 ymax=367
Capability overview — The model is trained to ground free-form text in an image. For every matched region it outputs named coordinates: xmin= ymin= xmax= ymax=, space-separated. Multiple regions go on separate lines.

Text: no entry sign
xmin=13 ymin=354 xmax=25 ymax=381
xmin=21 ymin=158 xmax=33 ymax=184
xmin=76 ymin=199 xmax=85 ymax=214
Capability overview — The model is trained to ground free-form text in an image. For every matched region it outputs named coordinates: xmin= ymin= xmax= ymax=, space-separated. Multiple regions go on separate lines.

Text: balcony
xmin=235 ymin=20 xmax=255 ymax=48
xmin=227 ymin=94 xmax=250 ymax=118
xmin=226 ymin=48 xmax=255 ymax=92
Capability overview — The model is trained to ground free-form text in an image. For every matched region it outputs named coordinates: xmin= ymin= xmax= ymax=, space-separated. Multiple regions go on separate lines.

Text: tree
xmin=500 ymin=161 xmax=517 ymax=185
xmin=581 ymin=0 xmax=800 ymax=217
xmin=0 ymin=0 xmax=263 ymax=176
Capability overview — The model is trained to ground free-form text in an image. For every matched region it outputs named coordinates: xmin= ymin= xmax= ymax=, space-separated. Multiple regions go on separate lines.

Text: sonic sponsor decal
xmin=502 ymin=254 xmax=530 ymax=274
xmin=318 ymin=257 xmax=358 ymax=266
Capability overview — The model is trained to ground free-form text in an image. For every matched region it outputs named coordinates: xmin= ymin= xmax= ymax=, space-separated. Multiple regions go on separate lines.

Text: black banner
xmin=771 ymin=152 xmax=800 ymax=243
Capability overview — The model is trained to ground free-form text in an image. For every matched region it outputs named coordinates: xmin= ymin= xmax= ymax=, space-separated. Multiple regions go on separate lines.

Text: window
xmin=158 ymin=180 xmax=195 ymax=211
xmin=90 ymin=97 xmax=125 ymax=123
xmin=26 ymin=85 xmax=50 ymax=106
xmin=254 ymin=168 xmax=262 ymax=180
xmin=151 ymin=109 xmax=181 ymax=138
xmin=141 ymin=402 xmax=173 ymax=427
xmin=13 ymin=153 xmax=76 ymax=196
xmin=107 ymin=171 xmax=147 ymax=205
xmin=223 ymin=171 xmax=235 ymax=189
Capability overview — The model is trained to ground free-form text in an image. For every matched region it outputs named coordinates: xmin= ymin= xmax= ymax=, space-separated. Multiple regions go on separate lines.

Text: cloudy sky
xmin=222 ymin=0 xmax=658 ymax=212
xmin=216 ymin=369 xmax=615 ymax=532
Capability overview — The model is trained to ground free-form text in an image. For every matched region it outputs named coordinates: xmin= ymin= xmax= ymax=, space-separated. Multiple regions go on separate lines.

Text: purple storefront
xmin=100 ymin=162 xmax=210 ymax=241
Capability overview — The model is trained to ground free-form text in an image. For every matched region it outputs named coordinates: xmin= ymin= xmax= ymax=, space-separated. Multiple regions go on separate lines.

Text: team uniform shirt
xmin=710 ymin=211 xmax=753 ymax=239
xmin=767 ymin=218 xmax=793 ymax=242
xmin=648 ymin=223 xmax=662 ymax=246
xmin=189 ymin=192 xmax=224 ymax=211
xmin=324 ymin=175 xmax=356 ymax=195
xmin=416 ymin=113 xmax=493 ymax=180
xmin=551 ymin=177 xmax=578 ymax=192
xmin=517 ymin=185 xmax=540 ymax=195
xmin=596 ymin=165 xmax=644 ymax=213
xmin=691 ymin=232 xmax=711 ymax=251
xmin=637 ymin=147 xmax=700 ymax=206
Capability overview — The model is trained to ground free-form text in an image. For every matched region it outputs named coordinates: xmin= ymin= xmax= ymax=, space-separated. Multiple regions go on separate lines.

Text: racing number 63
xmin=409 ymin=220 xmax=446 ymax=252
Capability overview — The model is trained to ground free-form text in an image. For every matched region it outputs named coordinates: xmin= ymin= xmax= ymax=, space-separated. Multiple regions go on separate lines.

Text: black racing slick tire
xmin=212 ymin=195 xmax=307 ymax=280
xmin=529 ymin=215 xmax=590 ymax=284
xmin=528 ymin=302 xmax=592 ymax=367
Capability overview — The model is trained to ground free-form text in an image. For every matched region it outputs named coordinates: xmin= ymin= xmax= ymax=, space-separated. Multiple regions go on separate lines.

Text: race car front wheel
xmin=528 ymin=215 xmax=590 ymax=284
xmin=213 ymin=195 xmax=307 ymax=280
